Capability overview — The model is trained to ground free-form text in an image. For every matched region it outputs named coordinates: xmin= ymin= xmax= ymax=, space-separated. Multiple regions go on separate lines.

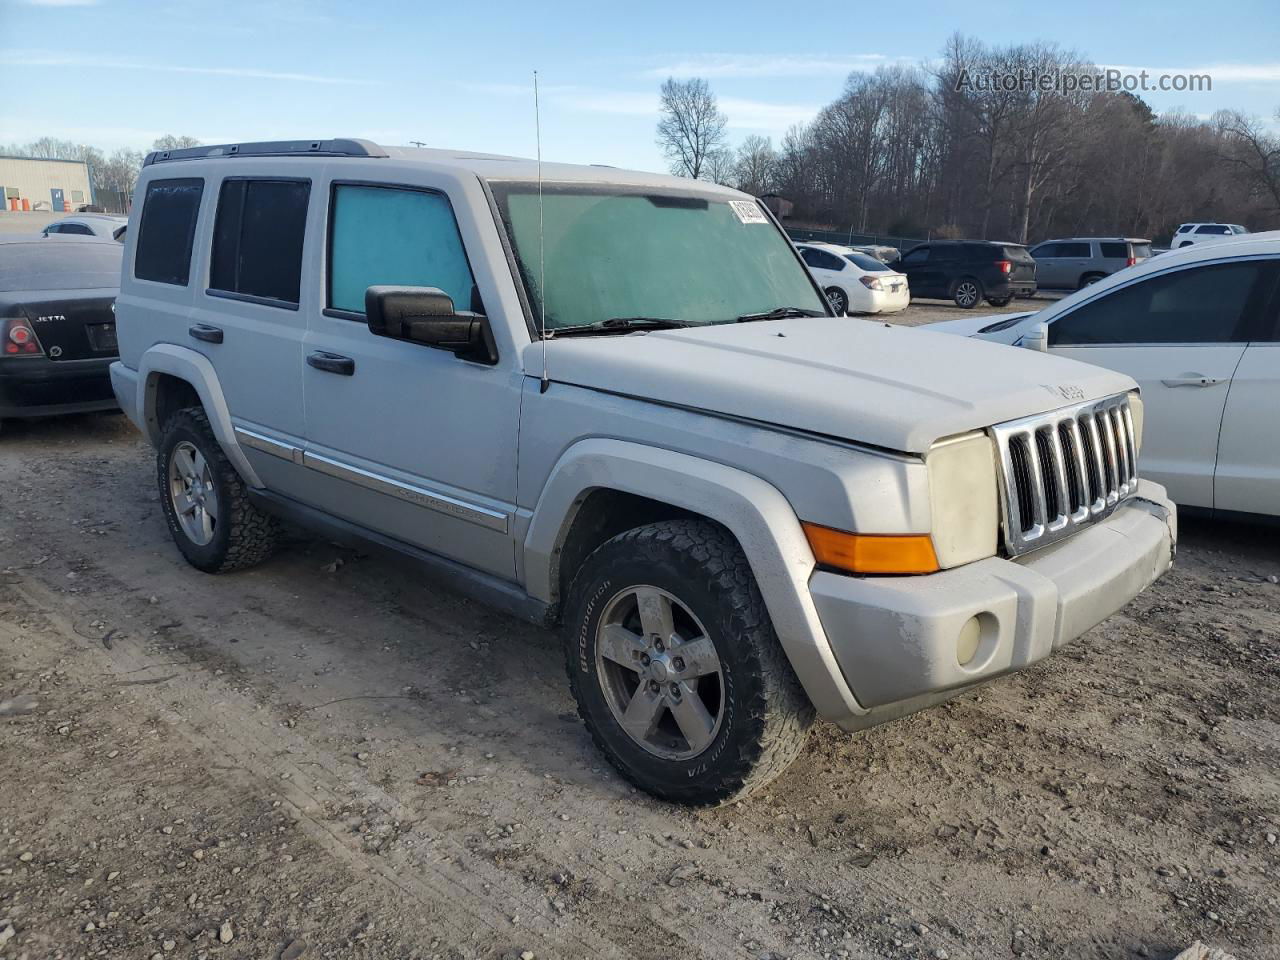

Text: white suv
xmin=110 ymin=139 xmax=1176 ymax=804
xmin=1173 ymin=223 xmax=1249 ymax=248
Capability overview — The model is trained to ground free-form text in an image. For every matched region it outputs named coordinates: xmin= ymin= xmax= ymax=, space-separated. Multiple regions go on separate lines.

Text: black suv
xmin=898 ymin=240 xmax=1037 ymax=308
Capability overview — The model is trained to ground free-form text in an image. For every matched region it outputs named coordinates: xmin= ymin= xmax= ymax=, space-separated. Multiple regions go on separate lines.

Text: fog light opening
xmin=956 ymin=615 xmax=983 ymax=667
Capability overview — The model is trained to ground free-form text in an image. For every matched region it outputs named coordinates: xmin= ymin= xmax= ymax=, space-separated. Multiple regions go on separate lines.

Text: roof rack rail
xmin=143 ymin=138 xmax=386 ymax=166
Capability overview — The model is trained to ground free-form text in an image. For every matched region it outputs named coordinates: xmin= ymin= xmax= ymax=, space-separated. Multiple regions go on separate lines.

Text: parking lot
xmin=1 ymin=307 xmax=1276 ymax=959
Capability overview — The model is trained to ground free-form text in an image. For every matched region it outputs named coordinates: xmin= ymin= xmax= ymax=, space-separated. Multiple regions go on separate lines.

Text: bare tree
xmin=704 ymin=148 xmax=736 ymax=186
xmin=151 ymin=135 xmax=202 ymax=151
xmin=1216 ymin=109 xmax=1280 ymax=214
xmin=733 ymin=135 xmax=777 ymax=195
xmin=656 ymin=77 xmax=727 ymax=180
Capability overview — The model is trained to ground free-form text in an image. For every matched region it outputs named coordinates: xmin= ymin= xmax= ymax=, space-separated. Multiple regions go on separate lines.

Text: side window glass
xmin=1098 ymin=242 xmax=1127 ymax=259
xmin=1050 ymin=262 xmax=1262 ymax=346
xmin=799 ymin=247 xmax=822 ymax=267
xmin=328 ymin=184 xmax=478 ymax=315
xmin=210 ymin=179 xmax=310 ymax=305
xmin=135 ymin=178 xmax=204 ymax=286
xmin=1060 ymin=242 xmax=1091 ymax=258
xmin=903 ymin=247 xmax=928 ymax=264
xmin=63 ymin=223 xmax=94 ymax=236
xmin=1032 ymin=243 xmax=1057 ymax=258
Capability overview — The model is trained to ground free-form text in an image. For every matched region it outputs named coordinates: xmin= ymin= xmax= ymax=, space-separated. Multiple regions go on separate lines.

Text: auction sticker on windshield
xmin=728 ymin=200 xmax=769 ymax=224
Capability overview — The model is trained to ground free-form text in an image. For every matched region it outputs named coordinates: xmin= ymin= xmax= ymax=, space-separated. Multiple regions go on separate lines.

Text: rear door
xmin=1030 ymin=242 xmax=1063 ymax=287
xmin=1047 ymin=258 xmax=1274 ymax=509
xmin=1002 ymin=244 xmax=1037 ymax=286
xmin=1214 ymin=269 xmax=1280 ymax=515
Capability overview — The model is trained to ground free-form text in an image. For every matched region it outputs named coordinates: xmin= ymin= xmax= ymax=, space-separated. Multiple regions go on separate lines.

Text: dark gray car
xmin=1029 ymin=237 xmax=1151 ymax=290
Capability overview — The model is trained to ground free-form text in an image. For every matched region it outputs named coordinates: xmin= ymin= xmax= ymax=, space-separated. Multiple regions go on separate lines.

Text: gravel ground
xmin=879 ymin=293 xmax=1063 ymax=328
xmin=0 ymin=408 xmax=1277 ymax=960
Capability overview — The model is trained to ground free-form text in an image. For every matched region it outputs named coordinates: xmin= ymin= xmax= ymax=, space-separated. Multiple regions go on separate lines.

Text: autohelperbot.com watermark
xmin=955 ymin=67 xmax=1212 ymax=94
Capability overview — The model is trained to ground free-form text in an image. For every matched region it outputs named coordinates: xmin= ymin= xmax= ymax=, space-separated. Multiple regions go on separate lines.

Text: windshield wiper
xmin=549 ymin=316 xmax=692 ymax=337
xmin=735 ymin=306 xmax=826 ymax=323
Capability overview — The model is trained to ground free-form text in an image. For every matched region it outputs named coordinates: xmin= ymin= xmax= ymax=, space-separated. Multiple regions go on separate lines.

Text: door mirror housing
xmin=365 ymin=285 xmax=497 ymax=365
xmin=1019 ymin=321 xmax=1049 ymax=352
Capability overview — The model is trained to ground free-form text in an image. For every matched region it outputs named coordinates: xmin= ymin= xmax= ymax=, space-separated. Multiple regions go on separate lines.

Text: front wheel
xmin=824 ymin=286 xmax=849 ymax=315
xmin=952 ymin=277 xmax=983 ymax=308
xmin=157 ymin=407 xmax=278 ymax=573
xmin=563 ymin=519 xmax=814 ymax=805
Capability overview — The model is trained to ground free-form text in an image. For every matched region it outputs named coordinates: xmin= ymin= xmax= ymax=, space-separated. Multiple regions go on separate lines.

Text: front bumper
xmin=809 ymin=480 xmax=1175 ymax=730
xmin=0 ymin=356 xmax=118 ymax=418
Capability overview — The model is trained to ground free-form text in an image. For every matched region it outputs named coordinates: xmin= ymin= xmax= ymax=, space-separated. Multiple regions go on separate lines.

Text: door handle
xmin=307 ymin=351 xmax=355 ymax=376
xmin=1161 ymin=374 xmax=1226 ymax=387
xmin=189 ymin=323 xmax=223 ymax=344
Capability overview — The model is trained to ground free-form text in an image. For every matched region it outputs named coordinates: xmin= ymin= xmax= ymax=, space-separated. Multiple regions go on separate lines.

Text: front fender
xmin=523 ymin=437 xmax=864 ymax=721
xmin=134 ymin=344 xmax=261 ymax=488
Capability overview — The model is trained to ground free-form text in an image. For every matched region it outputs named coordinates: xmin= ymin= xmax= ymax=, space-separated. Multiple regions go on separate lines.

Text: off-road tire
xmin=157 ymin=407 xmax=278 ymax=573
xmin=563 ymin=519 xmax=814 ymax=805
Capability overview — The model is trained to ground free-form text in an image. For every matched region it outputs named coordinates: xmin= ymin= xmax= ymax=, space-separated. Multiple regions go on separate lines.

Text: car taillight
xmin=995 ymin=260 xmax=1012 ymax=275
xmin=3 ymin=317 xmax=43 ymax=356
xmin=859 ymin=276 xmax=884 ymax=291
xmin=1126 ymin=256 xmax=1136 ymax=267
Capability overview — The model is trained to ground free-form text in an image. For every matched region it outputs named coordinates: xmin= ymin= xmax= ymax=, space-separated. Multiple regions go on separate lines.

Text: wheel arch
xmin=136 ymin=344 xmax=261 ymax=488
xmin=523 ymin=437 xmax=863 ymax=721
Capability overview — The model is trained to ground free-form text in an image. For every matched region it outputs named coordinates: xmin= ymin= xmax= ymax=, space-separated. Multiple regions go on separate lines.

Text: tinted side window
xmin=802 ymin=248 xmax=844 ymax=271
xmin=1197 ymin=225 xmax=1228 ymax=235
xmin=1050 ymin=262 xmax=1263 ymax=346
xmin=902 ymin=247 xmax=929 ymax=264
xmin=328 ymin=184 xmax=478 ymax=315
xmin=1058 ymin=242 xmax=1091 ymax=258
xmin=135 ymin=178 xmax=203 ymax=285
xmin=210 ymin=179 xmax=310 ymax=305
xmin=1032 ymin=243 xmax=1059 ymax=258
xmin=62 ymin=223 xmax=94 ymax=236
xmin=1098 ymin=242 xmax=1128 ymax=259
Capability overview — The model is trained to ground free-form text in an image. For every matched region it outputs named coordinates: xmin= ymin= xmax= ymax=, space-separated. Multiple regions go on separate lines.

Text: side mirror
xmin=1019 ymin=321 xmax=1049 ymax=352
xmin=365 ymin=285 xmax=497 ymax=365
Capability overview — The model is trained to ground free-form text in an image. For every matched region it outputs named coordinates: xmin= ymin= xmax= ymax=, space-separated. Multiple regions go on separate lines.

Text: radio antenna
xmin=535 ymin=70 xmax=549 ymax=394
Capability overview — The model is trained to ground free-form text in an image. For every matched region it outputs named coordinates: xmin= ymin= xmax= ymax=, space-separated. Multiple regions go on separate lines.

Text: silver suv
xmin=110 ymin=139 xmax=1176 ymax=804
xmin=1028 ymin=237 xmax=1152 ymax=290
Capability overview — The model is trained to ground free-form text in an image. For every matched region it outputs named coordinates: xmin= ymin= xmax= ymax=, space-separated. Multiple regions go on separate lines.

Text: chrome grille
xmin=991 ymin=394 xmax=1138 ymax=557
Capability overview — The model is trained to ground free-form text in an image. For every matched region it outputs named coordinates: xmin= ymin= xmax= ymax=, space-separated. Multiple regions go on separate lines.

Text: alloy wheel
xmin=168 ymin=440 xmax=218 ymax=546
xmin=956 ymin=281 xmax=979 ymax=307
xmin=594 ymin=585 xmax=725 ymax=760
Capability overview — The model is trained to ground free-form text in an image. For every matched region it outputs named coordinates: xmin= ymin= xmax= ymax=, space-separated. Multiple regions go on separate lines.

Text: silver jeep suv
xmin=110 ymin=139 xmax=1176 ymax=804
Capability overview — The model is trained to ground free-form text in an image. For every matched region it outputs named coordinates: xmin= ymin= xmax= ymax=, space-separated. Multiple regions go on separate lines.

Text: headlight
xmin=1128 ymin=389 xmax=1144 ymax=456
xmin=926 ymin=431 xmax=999 ymax=568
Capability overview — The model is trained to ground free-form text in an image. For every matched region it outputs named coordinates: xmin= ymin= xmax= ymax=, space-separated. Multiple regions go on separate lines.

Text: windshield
xmin=0 ymin=241 xmax=122 ymax=293
xmin=489 ymin=182 xmax=827 ymax=332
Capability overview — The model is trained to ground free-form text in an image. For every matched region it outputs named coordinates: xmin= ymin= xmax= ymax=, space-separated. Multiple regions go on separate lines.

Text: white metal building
xmin=0 ymin=156 xmax=94 ymax=213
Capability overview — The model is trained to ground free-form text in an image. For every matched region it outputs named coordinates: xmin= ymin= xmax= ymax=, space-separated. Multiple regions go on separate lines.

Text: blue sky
xmin=2 ymin=0 xmax=1278 ymax=171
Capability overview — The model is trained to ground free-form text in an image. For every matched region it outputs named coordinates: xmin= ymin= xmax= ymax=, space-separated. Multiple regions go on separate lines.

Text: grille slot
xmin=991 ymin=394 xmax=1139 ymax=557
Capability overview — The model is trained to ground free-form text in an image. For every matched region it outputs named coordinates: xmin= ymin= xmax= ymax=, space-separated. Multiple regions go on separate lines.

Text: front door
xmin=300 ymin=180 xmax=521 ymax=578
xmin=1047 ymin=258 xmax=1276 ymax=510
xmin=1215 ymin=336 xmax=1280 ymax=515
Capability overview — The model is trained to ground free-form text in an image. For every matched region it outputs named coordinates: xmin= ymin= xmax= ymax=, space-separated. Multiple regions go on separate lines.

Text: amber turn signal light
xmin=802 ymin=523 xmax=939 ymax=575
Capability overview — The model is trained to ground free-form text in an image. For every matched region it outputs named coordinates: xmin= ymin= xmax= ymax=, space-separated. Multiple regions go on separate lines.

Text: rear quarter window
xmin=1099 ymin=242 xmax=1128 ymax=259
xmin=135 ymin=178 xmax=204 ymax=286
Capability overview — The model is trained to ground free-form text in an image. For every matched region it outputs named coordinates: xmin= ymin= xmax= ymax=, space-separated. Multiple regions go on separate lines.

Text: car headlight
xmin=1128 ymin=389 xmax=1144 ymax=456
xmin=926 ymin=431 xmax=999 ymax=568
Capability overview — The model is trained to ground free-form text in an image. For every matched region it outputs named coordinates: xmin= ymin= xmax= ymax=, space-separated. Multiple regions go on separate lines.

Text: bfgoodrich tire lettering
xmin=563 ymin=519 xmax=814 ymax=805
xmin=157 ymin=407 xmax=278 ymax=573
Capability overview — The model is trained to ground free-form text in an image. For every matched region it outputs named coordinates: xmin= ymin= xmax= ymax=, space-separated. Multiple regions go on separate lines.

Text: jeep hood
xmin=530 ymin=317 xmax=1135 ymax=454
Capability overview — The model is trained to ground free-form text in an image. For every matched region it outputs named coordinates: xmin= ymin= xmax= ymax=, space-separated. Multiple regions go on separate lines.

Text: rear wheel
xmin=1078 ymin=272 xmax=1105 ymax=288
xmin=824 ymin=286 xmax=849 ymax=315
xmin=157 ymin=407 xmax=278 ymax=573
xmin=951 ymin=277 xmax=983 ymax=308
xmin=563 ymin=519 xmax=814 ymax=805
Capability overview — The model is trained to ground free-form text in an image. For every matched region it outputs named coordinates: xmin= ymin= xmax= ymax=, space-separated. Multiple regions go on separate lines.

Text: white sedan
xmin=41 ymin=214 xmax=128 ymax=242
xmin=928 ymin=233 xmax=1280 ymax=517
xmin=795 ymin=242 xmax=909 ymax=315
